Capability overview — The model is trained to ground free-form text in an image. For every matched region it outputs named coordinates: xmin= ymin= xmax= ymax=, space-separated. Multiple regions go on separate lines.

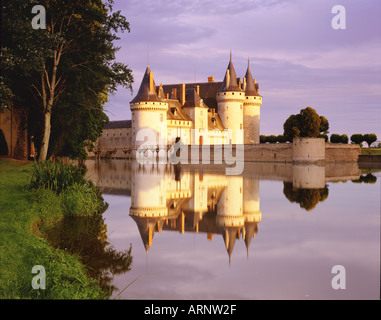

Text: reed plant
xmin=30 ymin=160 xmax=105 ymax=218
xmin=30 ymin=160 xmax=86 ymax=194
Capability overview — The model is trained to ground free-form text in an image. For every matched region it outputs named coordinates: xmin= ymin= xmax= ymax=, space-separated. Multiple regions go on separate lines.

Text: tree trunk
xmin=38 ymin=110 xmax=51 ymax=161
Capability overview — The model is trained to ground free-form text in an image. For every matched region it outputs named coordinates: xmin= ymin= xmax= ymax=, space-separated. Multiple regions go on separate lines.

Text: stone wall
xmin=0 ymin=107 xmax=28 ymax=160
xmin=325 ymin=143 xmax=361 ymax=162
xmin=92 ymin=133 xmax=361 ymax=164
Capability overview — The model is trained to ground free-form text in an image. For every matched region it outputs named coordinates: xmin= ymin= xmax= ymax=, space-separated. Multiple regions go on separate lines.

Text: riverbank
xmin=0 ymin=159 xmax=106 ymax=299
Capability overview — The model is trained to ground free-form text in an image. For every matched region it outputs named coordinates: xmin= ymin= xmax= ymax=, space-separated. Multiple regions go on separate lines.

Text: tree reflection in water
xmin=283 ymin=182 xmax=329 ymax=211
xmin=43 ymin=204 xmax=133 ymax=297
xmin=352 ymin=173 xmax=377 ymax=184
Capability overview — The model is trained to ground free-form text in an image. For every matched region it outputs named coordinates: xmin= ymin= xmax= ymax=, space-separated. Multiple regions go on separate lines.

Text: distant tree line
xmin=260 ymin=132 xmax=378 ymax=146
xmin=260 ymin=106 xmax=377 ymax=147
xmin=349 ymin=133 xmax=377 ymax=147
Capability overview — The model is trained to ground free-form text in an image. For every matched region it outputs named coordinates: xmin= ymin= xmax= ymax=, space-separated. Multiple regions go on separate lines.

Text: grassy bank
xmin=0 ymin=159 xmax=106 ymax=299
xmin=361 ymin=148 xmax=381 ymax=155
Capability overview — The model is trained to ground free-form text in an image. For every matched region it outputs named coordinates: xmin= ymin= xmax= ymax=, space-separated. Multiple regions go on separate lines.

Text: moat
xmin=85 ymin=159 xmax=380 ymax=299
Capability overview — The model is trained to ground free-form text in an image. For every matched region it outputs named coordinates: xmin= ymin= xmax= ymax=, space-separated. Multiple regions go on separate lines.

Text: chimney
xmin=196 ymin=85 xmax=200 ymax=95
xmin=171 ymin=88 xmax=177 ymax=99
xmin=180 ymin=84 xmax=185 ymax=106
xmin=238 ymin=77 xmax=241 ymax=88
xmin=208 ymin=76 xmax=214 ymax=83
xmin=243 ymin=77 xmax=247 ymax=91
xmin=149 ymin=72 xmax=154 ymax=93
xmin=166 ymin=93 xmax=169 ymax=99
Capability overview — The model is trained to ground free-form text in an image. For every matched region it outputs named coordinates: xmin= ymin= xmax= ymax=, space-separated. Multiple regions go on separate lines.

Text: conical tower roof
xmin=219 ymin=53 xmax=243 ymax=93
xmin=131 ymin=66 xmax=162 ymax=103
xmin=244 ymin=60 xmax=261 ymax=97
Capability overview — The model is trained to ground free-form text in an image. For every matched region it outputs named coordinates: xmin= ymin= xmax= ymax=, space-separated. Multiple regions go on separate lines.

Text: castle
xmin=95 ymin=54 xmax=263 ymax=155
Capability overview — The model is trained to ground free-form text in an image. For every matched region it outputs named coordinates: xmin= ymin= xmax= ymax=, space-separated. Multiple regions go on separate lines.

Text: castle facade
xmin=95 ymin=55 xmax=263 ymax=153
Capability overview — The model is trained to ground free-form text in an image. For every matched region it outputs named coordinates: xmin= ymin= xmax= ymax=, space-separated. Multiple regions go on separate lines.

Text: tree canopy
xmin=1 ymin=0 xmax=134 ymax=160
xmin=350 ymin=134 xmax=364 ymax=145
xmin=283 ymin=107 xmax=329 ymax=142
xmin=363 ymin=133 xmax=377 ymax=148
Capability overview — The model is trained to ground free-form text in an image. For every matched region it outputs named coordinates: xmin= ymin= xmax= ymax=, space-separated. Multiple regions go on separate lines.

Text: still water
xmin=85 ymin=159 xmax=380 ymax=300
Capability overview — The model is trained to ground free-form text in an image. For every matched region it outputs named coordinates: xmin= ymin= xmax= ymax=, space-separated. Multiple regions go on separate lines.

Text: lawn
xmin=0 ymin=159 xmax=105 ymax=299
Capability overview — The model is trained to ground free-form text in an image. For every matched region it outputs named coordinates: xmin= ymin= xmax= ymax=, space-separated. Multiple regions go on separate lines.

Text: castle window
xmin=232 ymin=92 xmax=234 ymax=95
xmin=240 ymin=123 xmax=243 ymax=129
xmin=224 ymin=92 xmax=226 ymax=95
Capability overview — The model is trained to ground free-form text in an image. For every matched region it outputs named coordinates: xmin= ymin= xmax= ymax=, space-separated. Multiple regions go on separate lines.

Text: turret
xmin=243 ymin=59 xmax=262 ymax=144
xmin=130 ymin=66 xmax=168 ymax=153
xmin=182 ymin=88 xmax=208 ymax=145
xmin=216 ymin=54 xmax=245 ymax=144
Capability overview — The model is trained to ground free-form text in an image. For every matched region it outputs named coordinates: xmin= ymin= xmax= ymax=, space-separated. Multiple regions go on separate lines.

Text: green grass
xmin=361 ymin=148 xmax=381 ymax=155
xmin=0 ymin=159 xmax=105 ymax=299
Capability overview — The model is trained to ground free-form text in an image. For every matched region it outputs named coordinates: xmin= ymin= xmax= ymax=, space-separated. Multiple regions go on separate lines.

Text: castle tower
xmin=130 ymin=66 xmax=168 ymax=151
xmin=216 ymin=54 xmax=245 ymax=144
xmin=243 ymin=60 xmax=262 ymax=144
xmin=183 ymin=88 xmax=209 ymax=145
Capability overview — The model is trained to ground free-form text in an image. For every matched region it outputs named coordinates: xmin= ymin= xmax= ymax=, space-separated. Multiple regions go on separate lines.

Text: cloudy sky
xmin=106 ymin=0 xmax=381 ymax=138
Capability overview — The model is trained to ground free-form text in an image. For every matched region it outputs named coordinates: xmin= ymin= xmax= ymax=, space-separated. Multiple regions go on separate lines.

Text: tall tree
xmin=1 ymin=0 xmax=133 ymax=160
xmin=283 ymin=107 xmax=328 ymax=142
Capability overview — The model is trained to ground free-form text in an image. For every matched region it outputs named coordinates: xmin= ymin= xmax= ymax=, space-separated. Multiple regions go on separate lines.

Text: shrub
xmin=277 ymin=135 xmax=286 ymax=143
xmin=31 ymin=160 xmax=86 ymax=194
xmin=330 ymin=134 xmax=341 ymax=143
xmin=350 ymin=134 xmax=363 ymax=145
xmin=363 ymin=133 xmax=377 ymax=148
xmin=30 ymin=160 xmax=105 ymax=218
xmin=62 ymin=183 xmax=103 ymax=217
xmin=267 ymin=135 xmax=278 ymax=143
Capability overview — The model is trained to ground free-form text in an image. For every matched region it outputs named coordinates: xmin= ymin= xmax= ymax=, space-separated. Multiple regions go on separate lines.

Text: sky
xmin=106 ymin=0 xmax=381 ymax=139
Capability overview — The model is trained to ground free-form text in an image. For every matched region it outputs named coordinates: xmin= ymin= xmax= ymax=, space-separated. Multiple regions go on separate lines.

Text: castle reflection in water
xmin=85 ymin=160 xmax=361 ymax=262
